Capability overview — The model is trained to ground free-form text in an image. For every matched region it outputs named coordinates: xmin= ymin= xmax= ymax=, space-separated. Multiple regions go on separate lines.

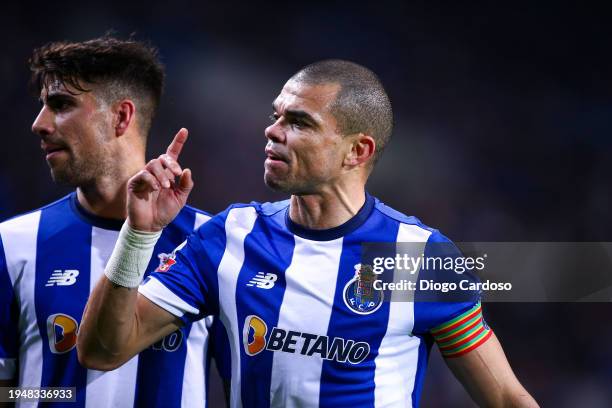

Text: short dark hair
xmin=290 ymin=59 xmax=393 ymax=166
xmin=29 ymin=35 xmax=165 ymax=135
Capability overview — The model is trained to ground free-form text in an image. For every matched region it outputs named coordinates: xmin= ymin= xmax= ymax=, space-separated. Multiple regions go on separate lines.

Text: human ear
xmin=115 ymin=99 xmax=136 ymax=137
xmin=344 ymin=133 xmax=376 ymax=167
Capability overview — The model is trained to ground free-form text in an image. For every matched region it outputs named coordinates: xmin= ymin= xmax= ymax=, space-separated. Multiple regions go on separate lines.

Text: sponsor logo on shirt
xmin=246 ymin=272 xmax=277 ymax=289
xmin=242 ymin=315 xmax=370 ymax=364
xmin=343 ymin=263 xmax=384 ymax=315
xmin=47 ymin=313 xmax=78 ymax=354
xmin=45 ymin=269 xmax=79 ymax=287
xmin=156 ymin=252 xmax=177 ymax=272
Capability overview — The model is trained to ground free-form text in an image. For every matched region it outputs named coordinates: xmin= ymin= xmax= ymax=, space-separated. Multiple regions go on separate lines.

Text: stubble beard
xmin=49 ymin=154 xmax=102 ymax=188
xmin=264 ymin=171 xmax=320 ymax=196
xmin=49 ymin=143 xmax=114 ymax=189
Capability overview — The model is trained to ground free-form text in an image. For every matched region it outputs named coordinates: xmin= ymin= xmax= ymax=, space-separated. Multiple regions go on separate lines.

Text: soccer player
xmin=78 ymin=60 xmax=538 ymax=407
xmin=0 ymin=37 xmax=224 ymax=407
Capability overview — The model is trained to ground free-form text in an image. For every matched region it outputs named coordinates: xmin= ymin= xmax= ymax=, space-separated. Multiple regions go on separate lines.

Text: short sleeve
xmin=412 ymin=230 xmax=492 ymax=357
xmin=0 ymin=235 xmax=19 ymax=379
xmin=139 ymin=214 xmax=227 ymax=326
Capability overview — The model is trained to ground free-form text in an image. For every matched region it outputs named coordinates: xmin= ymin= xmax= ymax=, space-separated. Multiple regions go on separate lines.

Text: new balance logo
xmin=46 ymin=270 xmax=79 ymax=287
xmin=247 ymin=272 xmax=277 ymax=289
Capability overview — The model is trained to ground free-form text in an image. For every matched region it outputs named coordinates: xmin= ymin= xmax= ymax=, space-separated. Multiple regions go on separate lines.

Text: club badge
xmin=343 ymin=263 xmax=384 ymax=315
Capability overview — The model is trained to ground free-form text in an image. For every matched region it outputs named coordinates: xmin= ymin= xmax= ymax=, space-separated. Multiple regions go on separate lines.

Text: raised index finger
xmin=166 ymin=128 xmax=189 ymax=160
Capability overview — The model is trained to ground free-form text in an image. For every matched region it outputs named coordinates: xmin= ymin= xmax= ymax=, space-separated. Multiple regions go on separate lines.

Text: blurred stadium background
xmin=1 ymin=1 xmax=611 ymax=406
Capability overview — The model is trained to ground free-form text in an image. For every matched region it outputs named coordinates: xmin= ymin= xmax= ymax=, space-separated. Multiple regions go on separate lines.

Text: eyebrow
xmin=272 ymin=102 xmax=321 ymax=129
xmin=40 ymin=92 xmax=77 ymax=105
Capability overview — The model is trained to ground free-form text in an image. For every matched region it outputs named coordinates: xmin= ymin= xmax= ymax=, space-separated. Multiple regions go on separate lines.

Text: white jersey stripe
xmin=218 ymin=207 xmax=258 ymax=408
xmin=0 ymin=210 xmax=43 ymax=405
xmin=175 ymin=210 xmax=212 ymax=408
xmin=86 ymin=227 xmax=140 ymax=408
xmin=270 ymin=236 xmax=344 ymax=408
xmin=181 ymin=317 xmax=210 ymax=408
xmin=374 ymin=223 xmax=432 ymax=408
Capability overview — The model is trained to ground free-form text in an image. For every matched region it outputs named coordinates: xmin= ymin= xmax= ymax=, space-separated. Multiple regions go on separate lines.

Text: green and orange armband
xmin=431 ymin=302 xmax=493 ymax=358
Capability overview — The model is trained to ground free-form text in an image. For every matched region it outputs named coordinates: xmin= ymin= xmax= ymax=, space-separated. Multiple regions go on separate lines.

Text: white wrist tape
xmin=104 ymin=221 xmax=163 ymax=288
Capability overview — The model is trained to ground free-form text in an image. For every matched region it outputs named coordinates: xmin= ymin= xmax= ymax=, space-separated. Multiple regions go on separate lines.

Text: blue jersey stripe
xmin=209 ymin=318 xmax=231 ymax=381
xmin=134 ymin=209 xmax=197 ymax=408
xmin=411 ymin=336 xmax=431 ymax=407
xmin=235 ymin=216 xmax=294 ymax=407
xmin=35 ymin=197 xmax=90 ymax=407
xmin=133 ymin=324 xmax=192 ymax=407
xmin=319 ymin=210 xmax=400 ymax=407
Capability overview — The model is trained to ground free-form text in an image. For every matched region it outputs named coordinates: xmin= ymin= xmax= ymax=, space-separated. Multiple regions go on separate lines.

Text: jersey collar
xmin=285 ymin=192 xmax=375 ymax=241
xmin=70 ymin=192 xmax=125 ymax=231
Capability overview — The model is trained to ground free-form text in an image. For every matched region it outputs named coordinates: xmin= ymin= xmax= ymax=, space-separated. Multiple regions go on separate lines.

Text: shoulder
xmin=191 ymin=200 xmax=288 ymax=238
xmin=0 ymin=195 xmax=73 ymax=274
xmin=182 ymin=204 xmax=212 ymax=218
xmin=166 ymin=205 xmax=213 ymax=235
xmin=0 ymin=194 xmax=72 ymax=237
xmin=209 ymin=200 xmax=288 ymax=222
xmin=183 ymin=204 xmax=213 ymax=228
xmin=371 ymin=197 xmax=450 ymax=245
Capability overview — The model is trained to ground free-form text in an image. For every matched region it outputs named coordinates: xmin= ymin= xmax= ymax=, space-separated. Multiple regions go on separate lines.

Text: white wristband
xmin=104 ymin=221 xmax=163 ymax=288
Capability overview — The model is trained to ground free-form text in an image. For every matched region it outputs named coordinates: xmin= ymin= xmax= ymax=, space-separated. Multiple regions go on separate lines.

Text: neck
xmin=76 ymin=183 xmax=128 ymax=220
xmin=76 ymin=150 xmax=145 ymax=220
xmin=289 ymin=186 xmax=366 ymax=230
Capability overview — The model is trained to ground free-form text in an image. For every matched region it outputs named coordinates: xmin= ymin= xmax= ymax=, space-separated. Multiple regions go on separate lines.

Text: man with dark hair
xmin=0 ymin=36 xmax=226 ymax=407
xmin=78 ymin=59 xmax=538 ymax=407
xmin=29 ymin=36 xmax=164 ymax=137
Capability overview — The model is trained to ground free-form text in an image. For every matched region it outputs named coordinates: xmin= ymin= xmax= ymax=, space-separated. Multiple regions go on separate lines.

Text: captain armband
xmin=431 ymin=302 xmax=493 ymax=358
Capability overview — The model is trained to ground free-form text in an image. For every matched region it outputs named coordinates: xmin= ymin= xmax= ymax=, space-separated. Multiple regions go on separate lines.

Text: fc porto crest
xmin=343 ymin=263 xmax=384 ymax=315
xmin=155 ymin=252 xmax=176 ymax=272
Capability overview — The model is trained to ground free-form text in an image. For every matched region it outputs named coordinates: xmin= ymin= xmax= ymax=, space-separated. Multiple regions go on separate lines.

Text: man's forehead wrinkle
xmin=283 ymin=82 xmax=340 ymax=112
xmin=280 ymin=100 xmax=321 ymax=123
xmin=275 ymin=87 xmax=334 ymax=123
xmin=272 ymin=92 xmax=302 ymax=117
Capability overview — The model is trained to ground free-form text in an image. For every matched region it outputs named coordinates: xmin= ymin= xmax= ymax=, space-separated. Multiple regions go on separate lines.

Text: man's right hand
xmin=127 ymin=128 xmax=194 ymax=232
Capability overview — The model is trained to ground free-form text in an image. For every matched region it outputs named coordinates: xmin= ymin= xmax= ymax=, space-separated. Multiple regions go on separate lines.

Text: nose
xmin=32 ymin=106 xmax=55 ymax=138
xmin=265 ymin=118 xmax=286 ymax=144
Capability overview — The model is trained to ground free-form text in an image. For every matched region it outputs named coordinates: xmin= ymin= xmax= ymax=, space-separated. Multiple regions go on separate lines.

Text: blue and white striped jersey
xmin=139 ymin=193 xmax=483 ymax=408
xmin=0 ymin=193 xmax=217 ymax=408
